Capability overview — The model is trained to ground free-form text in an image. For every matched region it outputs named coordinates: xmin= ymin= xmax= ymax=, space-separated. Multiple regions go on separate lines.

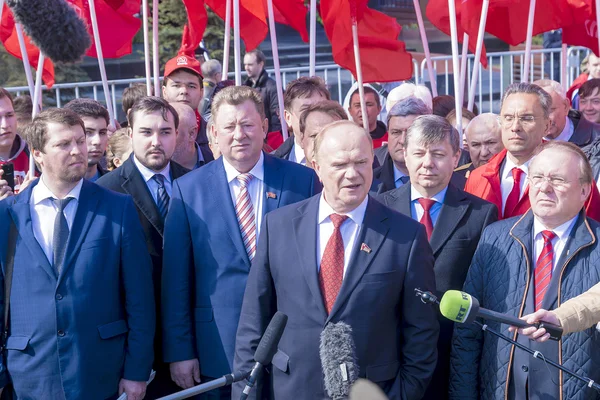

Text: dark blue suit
xmin=232 ymin=195 xmax=440 ymax=400
xmin=161 ymin=154 xmax=320 ymax=379
xmin=0 ymin=180 xmax=155 ymax=400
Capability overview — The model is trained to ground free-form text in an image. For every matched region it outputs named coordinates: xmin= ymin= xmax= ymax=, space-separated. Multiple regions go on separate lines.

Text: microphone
xmin=439 ymin=290 xmax=563 ymax=341
xmin=7 ymin=0 xmax=91 ymax=63
xmin=349 ymin=379 xmax=388 ymax=400
xmin=320 ymin=322 xmax=359 ymax=400
xmin=158 ymin=370 xmax=249 ymax=400
xmin=240 ymin=311 xmax=288 ymax=400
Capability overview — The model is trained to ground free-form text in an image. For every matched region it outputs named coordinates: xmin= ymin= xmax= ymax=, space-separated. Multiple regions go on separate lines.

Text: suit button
xmin=522 ymin=365 xmax=528 ymax=372
xmin=57 ymin=330 xmax=65 ymax=337
xmin=55 ymin=294 xmax=63 ymax=300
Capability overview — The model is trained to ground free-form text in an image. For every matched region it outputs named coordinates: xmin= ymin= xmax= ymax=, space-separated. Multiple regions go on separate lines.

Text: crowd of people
xmin=1 ymin=47 xmax=600 ymax=400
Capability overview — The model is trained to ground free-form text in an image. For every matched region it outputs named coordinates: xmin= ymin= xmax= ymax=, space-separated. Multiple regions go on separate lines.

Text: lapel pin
xmin=266 ymin=192 xmax=277 ymax=199
xmin=360 ymin=243 xmax=371 ymax=254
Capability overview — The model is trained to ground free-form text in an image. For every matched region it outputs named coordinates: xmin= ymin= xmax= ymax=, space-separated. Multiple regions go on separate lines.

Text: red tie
xmin=504 ymin=167 xmax=524 ymax=218
xmin=534 ymin=230 xmax=556 ymax=311
xmin=319 ymin=214 xmax=349 ymax=314
xmin=418 ymin=198 xmax=436 ymax=240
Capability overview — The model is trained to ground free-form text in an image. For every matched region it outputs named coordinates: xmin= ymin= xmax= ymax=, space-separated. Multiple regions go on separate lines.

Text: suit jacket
xmin=0 ymin=180 xmax=155 ymax=400
xmin=271 ymin=136 xmax=294 ymax=160
xmin=161 ymin=154 xmax=320 ymax=378
xmin=232 ymin=195 xmax=440 ymax=400
xmin=380 ymin=183 xmax=498 ymax=400
xmin=569 ymin=109 xmax=600 ymax=148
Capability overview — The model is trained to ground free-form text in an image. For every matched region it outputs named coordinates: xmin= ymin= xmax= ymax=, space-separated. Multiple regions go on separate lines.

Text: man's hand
xmin=170 ymin=359 xmax=201 ymax=389
xmin=508 ymin=309 xmax=561 ymax=342
xmin=118 ymin=378 xmax=147 ymax=400
xmin=0 ymin=169 xmax=14 ymax=200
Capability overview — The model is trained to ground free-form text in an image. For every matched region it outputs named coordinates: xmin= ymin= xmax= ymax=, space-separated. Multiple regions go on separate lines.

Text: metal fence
xmin=5 ymin=46 xmax=590 ymax=120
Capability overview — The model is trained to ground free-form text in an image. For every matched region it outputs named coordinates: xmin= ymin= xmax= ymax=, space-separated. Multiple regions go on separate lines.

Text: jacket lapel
xmin=262 ymin=154 xmax=283 ymax=216
xmin=327 ymin=197 xmax=390 ymax=323
xmin=292 ymin=196 xmax=327 ymax=319
xmin=377 ymin=155 xmax=396 ymax=193
xmin=482 ymin=150 xmax=505 ymax=212
xmin=430 ymin=184 xmax=470 ymax=255
xmin=382 ymin=183 xmax=411 ymax=217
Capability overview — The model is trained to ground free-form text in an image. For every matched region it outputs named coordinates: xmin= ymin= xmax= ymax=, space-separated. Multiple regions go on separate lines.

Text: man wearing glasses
xmin=464 ymin=82 xmax=600 ymax=221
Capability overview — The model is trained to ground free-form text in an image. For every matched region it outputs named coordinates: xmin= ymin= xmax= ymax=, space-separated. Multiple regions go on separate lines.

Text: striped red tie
xmin=534 ymin=230 xmax=556 ymax=311
xmin=319 ymin=214 xmax=349 ymax=314
xmin=235 ymin=173 xmax=257 ymax=260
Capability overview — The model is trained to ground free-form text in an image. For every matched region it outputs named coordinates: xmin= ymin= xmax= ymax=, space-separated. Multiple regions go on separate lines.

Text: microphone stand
xmin=157 ymin=370 xmax=250 ymax=400
xmin=414 ymin=289 xmax=600 ymax=394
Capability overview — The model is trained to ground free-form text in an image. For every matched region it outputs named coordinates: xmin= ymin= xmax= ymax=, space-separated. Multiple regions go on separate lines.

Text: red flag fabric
xmin=562 ymin=0 xmax=599 ymax=56
xmin=67 ymin=0 xmax=141 ymax=59
xmin=206 ymin=0 xmax=267 ymax=51
xmin=0 ymin=4 xmax=55 ymax=87
xmin=320 ymin=0 xmax=413 ymax=83
xmin=265 ymin=0 xmax=308 ymax=42
xmin=180 ymin=0 xmax=208 ymax=55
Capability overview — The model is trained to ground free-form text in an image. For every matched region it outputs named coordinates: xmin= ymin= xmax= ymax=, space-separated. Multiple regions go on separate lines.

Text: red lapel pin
xmin=360 ymin=243 xmax=371 ymax=254
xmin=266 ymin=192 xmax=277 ymax=199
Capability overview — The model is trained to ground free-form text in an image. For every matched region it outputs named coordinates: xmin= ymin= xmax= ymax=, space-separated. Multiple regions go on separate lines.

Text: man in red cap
xmin=162 ymin=53 xmax=214 ymax=165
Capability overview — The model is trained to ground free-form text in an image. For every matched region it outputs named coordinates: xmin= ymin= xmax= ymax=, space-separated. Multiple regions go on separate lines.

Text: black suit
xmin=380 ymin=183 xmax=498 ymax=400
xmin=569 ymin=109 xmax=600 ymax=147
xmin=96 ymin=155 xmax=190 ymax=398
xmin=271 ymin=136 xmax=294 ymax=160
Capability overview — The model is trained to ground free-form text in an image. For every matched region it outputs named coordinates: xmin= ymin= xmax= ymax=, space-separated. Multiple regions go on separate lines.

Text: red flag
xmin=426 ymin=0 xmax=488 ymax=68
xmin=0 ymin=4 xmax=55 ymax=87
xmin=206 ymin=0 xmax=268 ymax=51
xmin=180 ymin=0 xmax=208 ymax=54
xmin=67 ymin=0 xmax=141 ymax=59
xmin=562 ymin=0 xmax=599 ymax=56
xmin=265 ymin=0 xmax=308 ymax=42
xmin=320 ymin=0 xmax=413 ymax=83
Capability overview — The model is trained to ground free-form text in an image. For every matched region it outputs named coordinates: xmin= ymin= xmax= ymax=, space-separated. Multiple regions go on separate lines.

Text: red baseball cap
xmin=164 ymin=54 xmax=203 ymax=79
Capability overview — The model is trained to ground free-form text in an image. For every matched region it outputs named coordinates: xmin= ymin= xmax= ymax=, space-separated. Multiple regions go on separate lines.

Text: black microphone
xmin=439 ymin=290 xmax=563 ymax=341
xmin=320 ymin=322 xmax=359 ymax=400
xmin=240 ymin=311 xmax=288 ymax=400
xmin=7 ymin=0 xmax=91 ymax=63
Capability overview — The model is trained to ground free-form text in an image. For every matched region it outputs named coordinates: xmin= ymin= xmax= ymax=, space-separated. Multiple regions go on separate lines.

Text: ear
xmin=189 ymin=126 xmax=198 ymax=141
xmin=453 ymin=149 xmax=461 ymax=169
xmin=284 ymin=109 xmax=293 ymax=128
xmin=563 ymin=97 xmax=571 ymax=112
xmin=262 ymin=118 xmax=269 ymax=138
xmin=32 ymin=148 xmax=44 ymax=168
xmin=161 ymin=85 xmax=168 ymax=98
xmin=127 ymin=127 xmax=133 ymax=138
xmin=312 ymin=158 xmax=323 ymax=182
xmin=210 ymin=121 xmax=218 ymax=140
xmin=582 ymin=182 xmax=593 ymax=202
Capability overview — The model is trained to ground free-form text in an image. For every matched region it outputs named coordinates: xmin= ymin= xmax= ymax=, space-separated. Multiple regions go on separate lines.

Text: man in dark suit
xmin=0 ymin=108 xmax=155 ymax=400
xmin=379 ymin=115 xmax=497 ymax=400
xmin=162 ymin=86 xmax=320 ymax=399
xmin=233 ymin=120 xmax=439 ymax=400
xmin=96 ymin=96 xmax=188 ymax=398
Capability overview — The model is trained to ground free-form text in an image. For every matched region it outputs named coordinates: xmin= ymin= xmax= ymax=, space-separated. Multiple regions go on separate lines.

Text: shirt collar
xmin=292 ymin=142 xmax=306 ymax=165
xmin=410 ymin=185 xmax=448 ymax=204
xmin=133 ymin=155 xmax=171 ymax=184
xmin=533 ymin=214 xmax=578 ymax=243
xmin=32 ymin=176 xmax=83 ymax=205
xmin=195 ymin=142 xmax=205 ymax=163
xmin=502 ymin=155 xmax=531 ymax=181
xmin=223 ymin=151 xmax=265 ymax=183
xmin=393 ymin=163 xmax=406 ymax=182
xmin=318 ymin=192 xmax=369 ymax=226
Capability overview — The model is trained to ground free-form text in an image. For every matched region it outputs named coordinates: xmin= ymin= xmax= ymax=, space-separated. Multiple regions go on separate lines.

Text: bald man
xmin=464 ymin=113 xmax=504 ymax=169
xmin=171 ymin=103 xmax=211 ymax=170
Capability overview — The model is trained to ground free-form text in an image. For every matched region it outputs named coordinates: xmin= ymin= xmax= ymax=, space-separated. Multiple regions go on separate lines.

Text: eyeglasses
xmin=529 ymin=175 xmax=572 ymax=189
xmin=499 ymin=115 xmax=539 ymax=127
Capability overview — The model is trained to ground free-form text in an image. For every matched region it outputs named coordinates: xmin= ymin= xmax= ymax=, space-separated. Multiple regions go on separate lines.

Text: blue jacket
xmin=0 ymin=180 xmax=156 ymax=400
xmin=449 ymin=210 xmax=600 ymax=400
xmin=161 ymin=154 xmax=320 ymax=377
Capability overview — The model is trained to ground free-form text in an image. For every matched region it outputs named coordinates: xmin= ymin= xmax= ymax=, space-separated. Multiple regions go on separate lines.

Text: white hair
xmin=386 ymin=83 xmax=433 ymax=112
xmin=533 ymin=79 xmax=567 ymax=100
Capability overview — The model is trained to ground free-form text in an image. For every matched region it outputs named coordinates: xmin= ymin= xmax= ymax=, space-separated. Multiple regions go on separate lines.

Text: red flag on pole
xmin=206 ymin=0 xmax=267 ymax=51
xmin=265 ymin=0 xmax=308 ymax=42
xmin=562 ymin=0 xmax=599 ymax=56
xmin=180 ymin=0 xmax=208 ymax=54
xmin=320 ymin=0 xmax=413 ymax=82
xmin=0 ymin=4 xmax=55 ymax=87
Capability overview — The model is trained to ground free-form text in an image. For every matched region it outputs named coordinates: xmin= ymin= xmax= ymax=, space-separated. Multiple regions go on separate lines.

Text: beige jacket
xmin=554 ymin=282 xmax=600 ymax=334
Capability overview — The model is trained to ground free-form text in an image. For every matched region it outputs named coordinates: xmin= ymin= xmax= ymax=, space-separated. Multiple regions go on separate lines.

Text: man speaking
xmin=232 ymin=120 xmax=439 ymax=399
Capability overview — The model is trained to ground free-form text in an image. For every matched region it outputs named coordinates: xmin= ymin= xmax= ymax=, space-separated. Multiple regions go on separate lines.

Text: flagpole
xmin=266 ymin=0 xmax=289 ymax=140
xmin=221 ymin=0 xmax=231 ymax=80
xmin=309 ymin=0 xmax=317 ymax=76
xmin=561 ymin=43 xmax=567 ymax=92
xmin=413 ymin=0 xmax=437 ymax=96
xmin=522 ymin=0 xmax=536 ymax=83
xmin=595 ymin=0 xmax=600 ymax=73
xmin=233 ymin=0 xmax=242 ymax=85
xmin=351 ymin=17 xmax=369 ymax=132
xmin=459 ymin=33 xmax=469 ymax=109
xmin=468 ymin=0 xmax=488 ymax=111
xmin=29 ymin=52 xmax=44 ymax=177
xmin=141 ymin=0 xmax=152 ymax=95
xmin=152 ymin=0 xmax=160 ymax=95
xmin=0 ymin=0 xmax=4 ymax=22
xmin=447 ymin=0 xmax=463 ymax=145
xmin=14 ymin=24 xmax=35 ymax=98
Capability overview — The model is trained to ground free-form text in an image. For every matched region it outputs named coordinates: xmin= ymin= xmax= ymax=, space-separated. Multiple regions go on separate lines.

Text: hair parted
xmin=284 ymin=76 xmax=330 ymax=112
xmin=405 ymin=114 xmax=460 ymax=155
xmin=128 ymin=96 xmax=179 ymax=130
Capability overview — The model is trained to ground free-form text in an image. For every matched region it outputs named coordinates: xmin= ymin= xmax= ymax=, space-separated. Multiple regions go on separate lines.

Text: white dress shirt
xmin=500 ymin=156 xmax=531 ymax=214
xmin=393 ymin=164 xmax=408 ymax=188
xmin=410 ymin=185 xmax=448 ymax=227
xmin=288 ymin=142 xmax=306 ymax=166
xmin=223 ymin=152 xmax=265 ymax=237
xmin=547 ymin=116 xmax=574 ymax=142
xmin=533 ymin=216 xmax=577 ymax=271
xmin=30 ymin=177 xmax=83 ymax=265
xmin=133 ymin=156 xmax=172 ymax=204
xmin=316 ymin=194 xmax=368 ymax=277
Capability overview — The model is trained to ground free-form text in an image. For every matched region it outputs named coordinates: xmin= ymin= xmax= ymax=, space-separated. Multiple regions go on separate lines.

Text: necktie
xmin=504 ymin=167 xmax=524 ymax=218
xmin=534 ymin=230 xmax=556 ymax=311
xmin=153 ymin=174 xmax=170 ymax=221
xmin=418 ymin=198 xmax=436 ymax=240
xmin=395 ymin=175 xmax=410 ymax=188
xmin=319 ymin=214 xmax=349 ymax=314
xmin=52 ymin=197 xmax=74 ymax=274
xmin=235 ymin=173 xmax=257 ymax=260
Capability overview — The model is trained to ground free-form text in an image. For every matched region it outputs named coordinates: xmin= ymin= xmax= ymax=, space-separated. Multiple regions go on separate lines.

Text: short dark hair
xmin=64 ymin=98 xmax=110 ymax=125
xmin=26 ymin=108 xmax=85 ymax=153
xmin=284 ymin=77 xmax=330 ymax=112
xmin=579 ymin=78 xmax=600 ymax=100
xmin=446 ymin=108 xmax=476 ymax=125
xmin=122 ymin=84 xmax=152 ymax=114
xmin=350 ymin=86 xmax=380 ymax=108
xmin=432 ymin=95 xmax=479 ymax=118
xmin=405 ymin=114 xmax=460 ymax=155
xmin=0 ymin=87 xmax=14 ymax=107
xmin=12 ymin=95 xmax=32 ymax=116
xmin=298 ymin=100 xmax=347 ymax=137
xmin=245 ymin=49 xmax=266 ymax=64
xmin=128 ymin=96 xmax=179 ymax=130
